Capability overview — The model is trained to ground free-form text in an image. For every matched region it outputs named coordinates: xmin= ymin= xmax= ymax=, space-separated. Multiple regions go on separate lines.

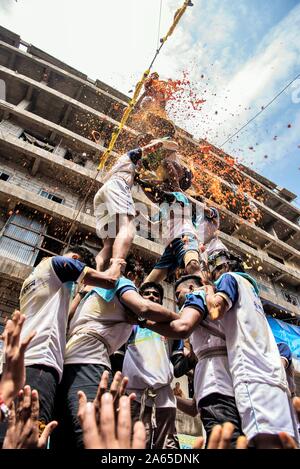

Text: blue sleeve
xmin=128 ymin=148 xmax=142 ymax=165
xmin=116 ymin=278 xmax=137 ymax=300
xmin=277 ymin=342 xmax=292 ymax=367
xmin=215 ymin=273 xmax=239 ymax=308
xmin=52 ymin=256 xmax=86 ymax=283
xmin=183 ymin=293 xmax=207 ymax=319
xmin=117 ymin=284 xmax=137 ymax=298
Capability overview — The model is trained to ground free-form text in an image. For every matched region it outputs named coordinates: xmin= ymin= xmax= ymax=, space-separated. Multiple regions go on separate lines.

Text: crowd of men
xmin=0 ymin=127 xmax=299 ymax=451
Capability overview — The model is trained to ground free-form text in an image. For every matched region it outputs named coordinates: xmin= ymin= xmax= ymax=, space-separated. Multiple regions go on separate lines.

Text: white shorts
xmin=235 ymin=382 xmax=299 ymax=442
xmin=94 ymin=178 xmax=135 ymax=238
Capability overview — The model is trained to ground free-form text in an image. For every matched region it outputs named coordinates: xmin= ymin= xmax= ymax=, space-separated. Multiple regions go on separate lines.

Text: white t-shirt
xmin=65 ymin=278 xmax=135 ymax=368
xmin=103 ymin=151 xmax=139 ymax=188
xmin=216 ymin=272 xmax=288 ymax=391
xmin=194 ymin=207 xmax=219 ymax=246
xmin=123 ymin=327 xmax=183 ymax=408
xmin=183 ymin=290 xmax=234 ymax=404
xmin=19 ymin=256 xmax=87 ymax=381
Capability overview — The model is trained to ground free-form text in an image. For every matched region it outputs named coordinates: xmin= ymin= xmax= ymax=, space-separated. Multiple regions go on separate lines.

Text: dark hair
xmin=175 ymin=275 xmax=203 ymax=291
xmin=208 ymin=250 xmax=245 ymax=273
xmin=65 ymin=245 xmax=96 ymax=269
xmin=179 ymin=168 xmax=193 ymax=191
xmin=139 ymin=282 xmax=164 ymax=301
xmin=231 ymin=257 xmax=245 ymax=273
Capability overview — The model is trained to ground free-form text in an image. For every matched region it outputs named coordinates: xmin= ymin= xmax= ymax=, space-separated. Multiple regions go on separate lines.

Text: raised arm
xmin=83 ymin=267 xmax=124 ymax=289
xmin=204 ymin=274 xmax=238 ymax=321
xmin=162 ymin=159 xmax=181 ymax=191
xmin=143 ymin=304 xmax=204 ymax=339
xmin=120 ymin=289 xmax=178 ymax=323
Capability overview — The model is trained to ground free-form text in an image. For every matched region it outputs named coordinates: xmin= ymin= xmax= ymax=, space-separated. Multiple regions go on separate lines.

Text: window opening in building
xmin=0 ymin=213 xmax=45 ymax=266
xmin=40 ymin=190 xmax=64 ymax=204
xmin=0 ymin=171 xmax=10 ymax=181
xmin=268 ymin=252 xmax=285 ymax=265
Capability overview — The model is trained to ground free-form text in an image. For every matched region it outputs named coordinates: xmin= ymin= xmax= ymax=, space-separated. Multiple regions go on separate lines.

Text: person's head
xmin=174 ymin=275 xmax=203 ymax=308
xmin=63 ymin=245 xmax=96 ymax=269
xmin=208 ymin=250 xmax=244 ymax=281
xmin=139 ymin=282 xmax=164 ymax=305
xmin=179 ymin=168 xmax=193 ymax=191
xmin=125 ymin=255 xmax=145 ymax=287
xmin=175 ymin=382 xmax=180 ymax=388
xmin=150 ymin=72 xmax=159 ymax=80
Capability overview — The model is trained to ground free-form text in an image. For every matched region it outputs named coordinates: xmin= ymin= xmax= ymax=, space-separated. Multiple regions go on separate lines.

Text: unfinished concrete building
xmin=0 ymin=26 xmax=300 ymax=353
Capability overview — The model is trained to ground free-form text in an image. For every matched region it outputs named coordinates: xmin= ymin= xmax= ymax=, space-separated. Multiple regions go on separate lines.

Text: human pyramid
xmin=0 ymin=74 xmax=299 ymax=451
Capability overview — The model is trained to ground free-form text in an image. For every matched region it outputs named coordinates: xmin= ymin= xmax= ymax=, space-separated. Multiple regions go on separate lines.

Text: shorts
xmin=51 ymin=363 xmax=112 ymax=449
xmin=235 ymin=382 xmax=299 ymax=442
xmin=198 ymin=393 xmax=243 ymax=448
xmin=154 ymin=234 xmax=199 ymax=272
xmin=94 ymin=178 xmax=135 ymax=238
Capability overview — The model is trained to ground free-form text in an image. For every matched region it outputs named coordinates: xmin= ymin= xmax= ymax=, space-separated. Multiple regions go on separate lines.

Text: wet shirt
xmin=19 ymin=256 xmax=87 ymax=381
xmin=215 ymin=272 xmax=288 ymax=391
xmin=184 ymin=290 xmax=234 ymax=404
xmin=65 ymin=278 xmax=136 ymax=369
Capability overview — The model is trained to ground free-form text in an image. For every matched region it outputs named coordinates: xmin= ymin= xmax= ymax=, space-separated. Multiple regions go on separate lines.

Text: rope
xmin=156 ymin=0 xmax=163 ymax=50
xmin=220 ymin=71 xmax=300 ymax=147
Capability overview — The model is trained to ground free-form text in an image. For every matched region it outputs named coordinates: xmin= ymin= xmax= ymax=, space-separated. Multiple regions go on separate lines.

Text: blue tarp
xmin=267 ymin=317 xmax=300 ymax=371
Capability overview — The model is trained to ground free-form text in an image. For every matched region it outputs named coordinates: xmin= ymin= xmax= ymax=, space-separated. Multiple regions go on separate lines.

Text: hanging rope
xmin=156 ymin=0 xmax=163 ymax=50
xmin=98 ymin=0 xmax=193 ymax=171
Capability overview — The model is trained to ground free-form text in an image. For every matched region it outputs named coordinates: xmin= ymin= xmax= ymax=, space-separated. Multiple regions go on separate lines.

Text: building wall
xmin=0 ymin=158 xmax=79 ymax=209
xmin=0 ymin=278 xmax=21 ymax=323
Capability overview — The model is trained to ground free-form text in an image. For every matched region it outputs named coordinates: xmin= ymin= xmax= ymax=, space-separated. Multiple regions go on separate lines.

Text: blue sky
xmin=1 ymin=0 xmax=300 ymax=203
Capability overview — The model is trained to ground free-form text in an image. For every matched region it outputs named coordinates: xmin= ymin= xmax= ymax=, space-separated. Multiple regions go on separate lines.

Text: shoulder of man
xmin=51 ymin=255 xmax=86 ymax=283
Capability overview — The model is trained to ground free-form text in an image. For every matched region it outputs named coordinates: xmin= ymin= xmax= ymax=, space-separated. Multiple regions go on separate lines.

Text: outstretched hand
xmin=77 ymin=371 xmax=144 ymax=449
xmin=193 ymin=422 xmax=248 ymax=450
xmin=3 ymin=386 xmax=57 ymax=449
xmin=93 ymin=371 xmax=136 ymax=424
xmin=0 ymin=310 xmax=35 ymax=408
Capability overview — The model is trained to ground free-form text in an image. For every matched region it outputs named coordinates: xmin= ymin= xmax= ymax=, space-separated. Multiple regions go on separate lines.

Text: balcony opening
xmin=20 ymin=131 xmax=54 ymax=153
xmin=64 ymin=149 xmax=87 ymax=167
xmin=268 ymin=252 xmax=285 ymax=265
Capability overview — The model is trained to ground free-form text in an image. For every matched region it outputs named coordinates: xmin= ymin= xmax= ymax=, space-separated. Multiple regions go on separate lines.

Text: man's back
xmin=217 ymin=272 xmax=287 ymax=390
xmin=20 ymin=256 xmax=86 ymax=379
